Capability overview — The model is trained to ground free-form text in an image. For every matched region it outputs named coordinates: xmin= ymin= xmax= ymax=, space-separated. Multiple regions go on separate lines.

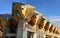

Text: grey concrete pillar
xmin=52 ymin=36 xmax=54 ymax=38
xmin=39 ymin=34 xmax=41 ymax=38
xmin=23 ymin=29 xmax=27 ymax=38
xmin=16 ymin=19 xmax=26 ymax=38
xmin=41 ymin=34 xmax=46 ymax=38
xmin=2 ymin=28 xmax=8 ymax=38
xmin=33 ymin=33 xmax=37 ymax=38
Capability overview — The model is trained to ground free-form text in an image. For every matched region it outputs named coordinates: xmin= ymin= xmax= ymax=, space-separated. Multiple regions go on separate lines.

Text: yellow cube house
xmin=21 ymin=4 xmax=35 ymax=19
xmin=12 ymin=2 xmax=35 ymax=20
xmin=34 ymin=11 xmax=43 ymax=25
xmin=27 ymin=11 xmax=43 ymax=26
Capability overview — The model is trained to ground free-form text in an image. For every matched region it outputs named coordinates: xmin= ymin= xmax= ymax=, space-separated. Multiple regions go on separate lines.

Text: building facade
xmin=0 ymin=2 xmax=60 ymax=38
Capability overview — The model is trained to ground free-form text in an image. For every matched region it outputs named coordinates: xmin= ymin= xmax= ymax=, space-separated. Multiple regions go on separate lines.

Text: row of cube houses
xmin=12 ymin=2 xmax=60 ymax=35
xmin=0 ymin=2 xmax=60 ymax=37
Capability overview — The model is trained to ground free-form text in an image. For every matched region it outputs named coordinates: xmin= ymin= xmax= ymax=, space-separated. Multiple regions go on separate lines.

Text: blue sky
xmin=0 ymin=0 xmax=60 ymax=27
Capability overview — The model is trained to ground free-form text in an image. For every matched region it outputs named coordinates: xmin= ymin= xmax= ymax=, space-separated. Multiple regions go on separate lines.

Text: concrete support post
xmin=52 ymin=36 xmax=54 ymax=38
xmin=41 ymin=34 xmax=46 ymax=38
xmin=39 ymin=34 xmax=41 ymax=38
xmin=23 ymin=29 xmax=27 ymax=38
xmin=2 ymin=28 xmax=8 ymax=38
xmin=16 ymin=19 xmax=26 ymax=38
xmin=33 ymin=33 xmax=37 ymax=38
xmin=44 ymin=34 xmax=46 ymax=38
xmin=58 ymin=35 xmax=60 ymax=38
xmin=36 ymin=25 xmax=40 ymax=38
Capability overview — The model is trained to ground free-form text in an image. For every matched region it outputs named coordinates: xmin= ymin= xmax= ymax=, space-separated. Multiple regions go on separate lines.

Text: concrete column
xmin=41 ymin=34 xmax=46 ymax=38
xmin=44 ymin=34 xmax=46 ymax=38
xmin=33 ymin=33 xmax=37 ymax=38
xmin=2 ymin=28 xmax=8 ymax=38
xmin=23 ymin=29 xmax=27 ymax=38
xmin=16 ymin=19 xmax=26 ymax=38
xmin=39 ymin=34 xmax=41 ymax=38
xmin=58 ymin=35 xmax=60 ymax=38
xmin=52 ymin=36 xmax=54 ymax=38
xmin=16 ymin=27 xmax=23 ymax=38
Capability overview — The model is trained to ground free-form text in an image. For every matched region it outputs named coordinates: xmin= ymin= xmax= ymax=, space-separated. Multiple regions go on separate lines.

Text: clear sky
xmin=0 ymin=0 xmax=60 ymax=27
